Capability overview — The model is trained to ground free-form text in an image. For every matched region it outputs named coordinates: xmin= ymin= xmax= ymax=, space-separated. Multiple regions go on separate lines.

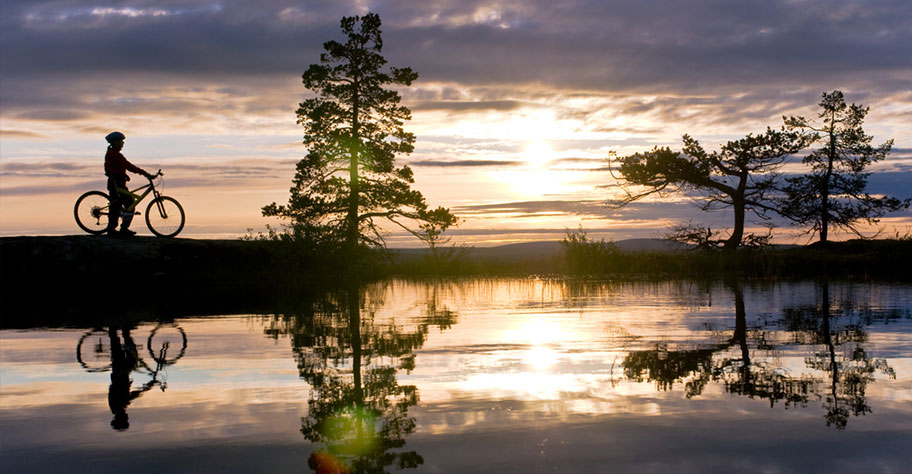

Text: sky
xmin=1 ymin=0 xmax=911 ymax=246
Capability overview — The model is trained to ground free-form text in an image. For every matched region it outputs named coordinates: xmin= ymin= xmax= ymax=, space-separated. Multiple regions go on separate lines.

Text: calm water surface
xmin=2 ymin=279 xmax=912 ymax=473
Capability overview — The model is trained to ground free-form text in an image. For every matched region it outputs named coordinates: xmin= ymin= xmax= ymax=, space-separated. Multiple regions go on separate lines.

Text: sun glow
xmin=504 ymin=316 xmax=567 ymax=371
xmin=523 ymin=141 xmax=553 ymax=169
xmin=496 ymin=141 xmax=563 ymax=198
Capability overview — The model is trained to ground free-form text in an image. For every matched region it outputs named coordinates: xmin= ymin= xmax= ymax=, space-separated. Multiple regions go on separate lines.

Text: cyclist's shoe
xmin=118 ymin=229 xmax=137 ymax=237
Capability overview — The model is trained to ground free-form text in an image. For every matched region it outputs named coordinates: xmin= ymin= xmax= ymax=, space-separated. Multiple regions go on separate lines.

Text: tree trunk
xmin=347 ymin=79 xmax=361 ymax=252
xmin=349 ymin=285 xmax=363 ymax=403
xmin=724 ymin=198 xmax=746 ymax=251
xmin=820 ymin=122 xmax=837 ymax=243
xmin=732 ymin=281 xmax=752 ymax=392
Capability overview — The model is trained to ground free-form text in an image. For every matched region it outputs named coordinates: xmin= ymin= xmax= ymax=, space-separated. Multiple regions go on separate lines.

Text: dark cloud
xmin=382 ymin=0 xmax=912 ymax=94
xmin=550 ymin=157 xmax=607 ymax=168
xmin=1 ymin=1 xmax=909 ymax=147
xmin=594 ymin=126 xmax=663 ymax=135
xmin=3 ymin=0 xmax=909 ymax=95
xmin=863 ymin=171 xmax=912 ymax=207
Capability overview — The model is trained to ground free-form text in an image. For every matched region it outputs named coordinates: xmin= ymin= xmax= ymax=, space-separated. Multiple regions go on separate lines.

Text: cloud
xmin=412 ymin=100 xmax=525 ymax=112
xmin=0 ymin=180 xmax=100 ymax=196
xmin=410 ymin=159 xmax=523 ymax=167
xmin=0 ymin=158 xmax=298 ymax=195
xmin=0 ymin=161 xmax=90 ymax=173
xmin=0 ymin=129 xmax=45 ymax=139
xmin=5 ymin=1 xmax=910 ymax=92
xmin=453 ymin=199 xmax=697 ymax=221
xmin=3 ymin=0 xmax=910 ymax=140
xmin=866 ymin=171 xmax=912 ymax=205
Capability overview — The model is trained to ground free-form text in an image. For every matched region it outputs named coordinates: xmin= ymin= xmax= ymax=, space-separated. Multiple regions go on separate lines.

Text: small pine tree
xmin=782 ymin=91 xmax=910 ymax=242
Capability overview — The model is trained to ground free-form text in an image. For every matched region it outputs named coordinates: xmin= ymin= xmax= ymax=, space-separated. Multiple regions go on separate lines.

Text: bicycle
xmin=76 ymin=323 xmax=188 ymax=376
xmin=76 ymin=323 xmax=188 ymax=430
xmin=74 ymin=170 xmax=185 ymax=238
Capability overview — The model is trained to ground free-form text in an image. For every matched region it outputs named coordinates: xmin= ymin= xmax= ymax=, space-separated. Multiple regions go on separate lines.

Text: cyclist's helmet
xmin=105 ymin=131 xmax=125 ymax=143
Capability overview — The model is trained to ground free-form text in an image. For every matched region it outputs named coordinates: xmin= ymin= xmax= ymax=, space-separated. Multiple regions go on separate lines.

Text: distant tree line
xmin=610 ymin=91 xmax=910 ymax=250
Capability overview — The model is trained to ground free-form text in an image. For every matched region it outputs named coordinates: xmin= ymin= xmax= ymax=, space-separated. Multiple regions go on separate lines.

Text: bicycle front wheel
xmin=145 ymin=196 xmax=185 ymax=237
xmin=147 ymin=323 xmax=187 ymax=365
xmin=74 ymin=191 xmax=110 ymax=235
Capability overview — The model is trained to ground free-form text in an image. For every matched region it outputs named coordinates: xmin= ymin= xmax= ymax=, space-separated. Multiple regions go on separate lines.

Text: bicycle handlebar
xmin=148 ymin=169 xmax=163 ymax=180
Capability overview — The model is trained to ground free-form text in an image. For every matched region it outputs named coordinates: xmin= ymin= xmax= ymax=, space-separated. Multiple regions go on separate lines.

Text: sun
xmin=523 ymin=141 xmax=553 ymax=169
xmin=493 ymin=140 xmax=560 ymax=198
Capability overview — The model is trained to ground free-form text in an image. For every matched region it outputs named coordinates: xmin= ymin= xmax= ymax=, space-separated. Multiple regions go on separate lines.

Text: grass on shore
xmin=387 ymin=238 xmax=912 ymax=280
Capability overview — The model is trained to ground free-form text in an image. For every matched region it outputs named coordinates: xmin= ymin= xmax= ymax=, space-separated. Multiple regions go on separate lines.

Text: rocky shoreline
xmin=0 ymin=235 xmax=321 ymax=324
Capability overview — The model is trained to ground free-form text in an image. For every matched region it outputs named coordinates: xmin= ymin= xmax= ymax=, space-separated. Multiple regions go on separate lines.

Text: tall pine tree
xmin=264 ymin=13 xmax=456 ymax=253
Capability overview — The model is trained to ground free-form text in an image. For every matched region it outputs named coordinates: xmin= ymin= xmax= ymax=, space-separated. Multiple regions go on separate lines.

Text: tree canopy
xmin=263 ymin=12 xmax=456 ymax=254
xmin=781 ymin=91 xmax=910 ymax=243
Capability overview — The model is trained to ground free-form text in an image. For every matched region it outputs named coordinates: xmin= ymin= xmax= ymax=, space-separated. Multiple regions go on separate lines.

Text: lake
xmin=2 ymin=278 xmax=911 ymax=473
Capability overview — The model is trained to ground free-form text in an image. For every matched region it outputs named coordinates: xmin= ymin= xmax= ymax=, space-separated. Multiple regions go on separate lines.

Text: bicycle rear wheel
xmin=145 ymin=196 xmax=185 ymax=238
xmin=74 ymin=191 xmax=110 ymax=235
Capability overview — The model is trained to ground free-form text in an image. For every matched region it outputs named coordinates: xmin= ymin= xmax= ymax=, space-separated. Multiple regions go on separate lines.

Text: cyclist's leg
xmin=119 ymin=191 xmax=135 ymax=231
xmin=105 ymin=178 xmax=122 ymax=233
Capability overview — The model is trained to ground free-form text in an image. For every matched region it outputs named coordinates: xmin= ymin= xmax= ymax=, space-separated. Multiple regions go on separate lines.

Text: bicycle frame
xmin=114 ymin=174 xmax=169 ymax=218
xmin=116 ymin=181 xmax=155 ymax=213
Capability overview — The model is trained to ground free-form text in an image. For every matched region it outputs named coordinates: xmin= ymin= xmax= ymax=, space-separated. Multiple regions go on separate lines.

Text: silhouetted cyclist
xmin=104 ymin=131 xmax=153 ymax=236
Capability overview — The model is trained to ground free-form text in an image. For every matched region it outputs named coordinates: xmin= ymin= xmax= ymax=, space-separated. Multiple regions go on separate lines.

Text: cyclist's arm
xmin=123 ymin=158 xmax=152 ymax=178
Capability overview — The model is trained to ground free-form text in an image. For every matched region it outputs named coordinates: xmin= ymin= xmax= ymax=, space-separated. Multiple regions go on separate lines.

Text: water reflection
xmin=2 ymin=279 xmax=911 ymax=473
xmin=264 ymin=284 xmax=458 ymax=473
xmin=76 ymin=323 xmax=187 ymax=430
xmin=784 ymin=282 xmax=897 ymax=429
xmin=622 ymin=280 xmax=896 ymax=429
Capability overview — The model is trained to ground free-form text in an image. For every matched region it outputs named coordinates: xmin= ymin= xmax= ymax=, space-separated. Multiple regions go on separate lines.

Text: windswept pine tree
xmin=264 ymin=12 xmax=457 ymax=254
xmin=611 ymin=130 xmax=811 ymax=250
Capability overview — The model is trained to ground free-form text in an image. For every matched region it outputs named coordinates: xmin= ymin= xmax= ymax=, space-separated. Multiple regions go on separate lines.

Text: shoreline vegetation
xmin=2 ymin=234 xmax=909 ymax=325
xmin=2 ymin=234 xmax=909 ymax=282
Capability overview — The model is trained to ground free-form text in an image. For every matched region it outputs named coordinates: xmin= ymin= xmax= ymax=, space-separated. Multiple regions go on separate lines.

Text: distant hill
xmin=614 ymin=238 xmax=691 ymax=252
xmin=390 ymin=238 xmax=689 ymax=261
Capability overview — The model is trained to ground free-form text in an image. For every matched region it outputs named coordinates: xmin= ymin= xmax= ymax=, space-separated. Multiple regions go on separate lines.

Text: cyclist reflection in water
xmin=108 ymin=326 xmax=142 ymax=430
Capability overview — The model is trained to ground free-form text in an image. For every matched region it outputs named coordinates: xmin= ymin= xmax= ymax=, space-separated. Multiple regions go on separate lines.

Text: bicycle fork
xmin=151 ymin=195 xmax=170 ymax=219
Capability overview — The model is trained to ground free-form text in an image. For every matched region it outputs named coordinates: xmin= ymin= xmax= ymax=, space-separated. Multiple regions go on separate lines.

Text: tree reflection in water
xmin=265 ymin=283 xmax=457 ymax=474
xmin=623 ymin=280 xmax=896 ymax=429
xmin=783 ymin=282 xmax=897 ymax=429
